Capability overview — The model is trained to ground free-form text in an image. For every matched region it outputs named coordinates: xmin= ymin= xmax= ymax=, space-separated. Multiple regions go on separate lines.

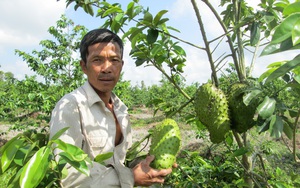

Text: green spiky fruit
xmin=194 ymin=83 xmax=231 ymax=143
xmin=149 ymin=119 xmax=181 ymax=169
xmin=227 ymin=83 xmax=257 ymax=133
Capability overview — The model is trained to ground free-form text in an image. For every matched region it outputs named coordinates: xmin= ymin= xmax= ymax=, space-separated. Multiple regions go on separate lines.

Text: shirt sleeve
xmin=49 ymin=96 xmax=133 ymax=187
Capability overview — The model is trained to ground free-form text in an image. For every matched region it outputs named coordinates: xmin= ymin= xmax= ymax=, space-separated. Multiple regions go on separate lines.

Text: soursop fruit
xmin=227 ymin=83 xmax=257 ymax=133
xmin=149 ymin=119 xmax=181 ymax=169
xmin=194 ymin=83 xmax=231 ymax=143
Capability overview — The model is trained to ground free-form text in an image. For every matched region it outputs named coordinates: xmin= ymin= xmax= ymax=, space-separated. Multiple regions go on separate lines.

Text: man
xmin=49 ymin=28 xmax=173 ymax=187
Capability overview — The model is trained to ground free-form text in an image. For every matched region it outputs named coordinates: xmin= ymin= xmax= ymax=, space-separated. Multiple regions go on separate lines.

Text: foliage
xmin=161 ymin=140 xmax=300 ymax=188
xmin=165 ymin=150 xmax=245 ymax=188
xmin=146 ymin=76 xmax=198 ymax=119
xmin=257 ymin=1 xmax=300 ymax=162
xmin=4 ymin=15 xmax=88 ymax=126
xmin=0 ymin=128 xmax=92 ymax=188
xmin=15 ymin=15 xmax=87 ymax=86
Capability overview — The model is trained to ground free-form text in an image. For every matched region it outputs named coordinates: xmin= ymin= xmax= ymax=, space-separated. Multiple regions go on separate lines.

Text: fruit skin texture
xmin=149 ymin=119 xmax=181 ymax=169
xmin=227 ymin=83 xmax=257 ymax=133
xmin=194 ymin=83 xmax=231 ymax=143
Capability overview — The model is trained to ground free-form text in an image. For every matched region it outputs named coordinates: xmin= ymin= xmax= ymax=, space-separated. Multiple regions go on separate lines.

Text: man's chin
xmin=90 ymin=83 xmax=113 ymax=94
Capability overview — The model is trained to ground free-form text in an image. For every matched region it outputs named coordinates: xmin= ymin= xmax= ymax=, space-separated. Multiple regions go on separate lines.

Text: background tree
xmin=10 ymin=15 xmax=88 ymax=125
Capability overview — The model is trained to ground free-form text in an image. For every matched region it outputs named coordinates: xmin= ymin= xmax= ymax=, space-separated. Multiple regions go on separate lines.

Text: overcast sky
xmin=0 ymin=0 xmax=293 ymax=86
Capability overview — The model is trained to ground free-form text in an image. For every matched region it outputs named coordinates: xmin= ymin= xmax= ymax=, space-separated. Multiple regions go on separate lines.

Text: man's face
xmin=80 ymin=42 xmax=123 ymax=96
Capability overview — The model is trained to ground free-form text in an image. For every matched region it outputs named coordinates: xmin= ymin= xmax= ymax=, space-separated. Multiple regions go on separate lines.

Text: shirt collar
xmin=81 ymin=81 xmax=102 ymax=107
xmin=82 ymin=81 xmax=127 ymax=112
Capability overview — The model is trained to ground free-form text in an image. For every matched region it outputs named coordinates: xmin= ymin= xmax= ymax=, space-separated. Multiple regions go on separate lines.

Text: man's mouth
xmin=98 ymin=77 xmax=113 ymax=81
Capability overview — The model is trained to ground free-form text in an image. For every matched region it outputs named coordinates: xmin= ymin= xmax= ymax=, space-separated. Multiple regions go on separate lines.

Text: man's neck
xmin=90 ymin=83 xmax=112 ymax=106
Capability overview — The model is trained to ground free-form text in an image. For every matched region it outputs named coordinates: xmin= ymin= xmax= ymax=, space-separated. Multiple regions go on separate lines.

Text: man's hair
xmin=80 ymin=28 xmax=124 ymax=63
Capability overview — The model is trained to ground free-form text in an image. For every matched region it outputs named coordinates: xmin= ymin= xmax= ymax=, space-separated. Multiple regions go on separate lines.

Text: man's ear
xmin=80 ymin=60 xmax=87 ymax=74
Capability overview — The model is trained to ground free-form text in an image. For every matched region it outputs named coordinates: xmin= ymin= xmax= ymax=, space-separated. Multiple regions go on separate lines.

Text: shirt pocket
xmin=89 ymin=136 xmax=107 ymax=148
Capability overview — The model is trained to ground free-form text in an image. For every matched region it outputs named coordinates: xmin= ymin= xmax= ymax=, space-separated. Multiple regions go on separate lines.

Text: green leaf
xmin=102 ymin=7 xmax=122 ymax=17
xmin=250 ymin=22 xmax=260 ymax=46
xmin=257 ymin=96 xmax=276 ymax=119
xmin=157 ymin=18 xmax=169 ymax=26
xmin=146 ymin=29 xmax=159 ymax=44
xmin=129 ymin=26 xmax=147 ymax=47
xmin=269 ymin=115 xmax=283 ymax=139
xmin=153 ymin=10 xmax=168 ymax=26
xmin=257 ymin=116 xmax=271 ymax=133
xmin=265 ymin=54 xmax=300 ymax=84
xmin=131 ymin=51 xmax=147 ymax=59
xmin=111 ymin=13 xmax=124 ymax=33
xmin=260 ymin=37 xmax=300 ymax=56
xmin=7 ymin=167 xmax=22 ymax=187
xmin=28 ymin=93 xmax=35 ymax=101
xmin=143 ymin=11 xmax=153 ymax=24
xmin=0 ymin=135 xmax=20 ymax=155
xmin=13 ymin=143 xmax=35 ymax=166
xmin=150 ymin=44 xmax=163 ymax=56
xmin=59 ymin=152 xmax=90 ymax=176
xmin=292 ymin=19 xmax=300 ymax=45
xmin=49 ymin=127 xmax=69 ymax=141
xmin=19 ymin=146 xmax=51 ymax=188
xmin=288 ymin=109 xmax=299 ymax=118
xmin=54 ymin=139 xmax=88 ymax=162
xmin=258 ymin=61 xmax=286 ymax=82
xmin=243 ymin=89 xmax=261 ymax=106
xmin=94 ymin=152 xmax=114 ymax=165
xmin=1 ymin=139 xmax=24 ymax=172
xmin=83 ymin=4 xmax=94 ymax=16
xmin=283 ymin=2 xmax=300 ymax=16
xmin=135 ymin=58 xmax=146 ymax=66
xmin=282 ymin=121 xmax=293 ymax=140
xmin=125 ymin=2 xmax=134 ymax=19
xmin=173 ymin=45 xmax=186 ymax=56
xmin=230 ymin=147 xmax=248 ymax=158
xmin=271 ymin=13 xmax=300 ymax=44
xmin=286 ymin=81 xmax=300 ymax=96
xmin=258 ymin=67 xmax=277 ymax=82
xmin=225 ymin=132 xmax=234 ymax=146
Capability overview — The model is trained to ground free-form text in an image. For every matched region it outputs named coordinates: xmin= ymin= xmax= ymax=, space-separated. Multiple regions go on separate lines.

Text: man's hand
xmin=132 ymin=155 xmax=173 ymax=187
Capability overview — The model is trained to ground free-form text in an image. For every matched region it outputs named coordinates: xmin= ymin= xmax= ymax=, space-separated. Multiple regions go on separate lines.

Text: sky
xmin=0 ymin=0 xmax=295 ymax=86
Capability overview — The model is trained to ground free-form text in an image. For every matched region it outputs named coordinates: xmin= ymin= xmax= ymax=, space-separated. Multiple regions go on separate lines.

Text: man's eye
xmin=112 ymin=58 xmax=121 ymax=62
xmin=93 ymin=58 xmax=102 ymax=62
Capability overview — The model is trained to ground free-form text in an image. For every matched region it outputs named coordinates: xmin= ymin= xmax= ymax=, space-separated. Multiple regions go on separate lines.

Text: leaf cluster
xmin=0 ymin=127 xmax=92 ymax=188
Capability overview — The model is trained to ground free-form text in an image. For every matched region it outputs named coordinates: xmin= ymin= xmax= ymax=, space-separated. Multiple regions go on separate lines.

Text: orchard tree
xmin=15 ymin=14 xmax=88 ymax=93
xmin=13 ymin=15 xmax=88 ymax=120
xmin=0 ymin=15 xmax=88 ymax=126
xmin=0 ymin=71 xmax=16 ymax=119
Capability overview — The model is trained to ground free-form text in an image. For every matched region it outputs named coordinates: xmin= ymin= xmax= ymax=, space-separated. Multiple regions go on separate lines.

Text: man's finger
xmin=173 ymin=162 xmax=178 ymax=168
xmin=144 ymin=155 xmax=155 ymax=165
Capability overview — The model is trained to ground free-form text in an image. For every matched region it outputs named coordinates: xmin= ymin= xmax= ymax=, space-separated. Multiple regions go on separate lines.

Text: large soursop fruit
xmin=227 ymin=83 xmax=257 ymax=133
xmin=194 ymin=83 xmax=231 ymax=143
xmin=149 ymin=119 xmax=181 ymax=169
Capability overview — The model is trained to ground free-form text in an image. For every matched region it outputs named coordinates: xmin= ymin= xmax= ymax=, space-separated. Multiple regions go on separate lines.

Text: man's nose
xmin=101 ymin=59 xmax=112 ymax=72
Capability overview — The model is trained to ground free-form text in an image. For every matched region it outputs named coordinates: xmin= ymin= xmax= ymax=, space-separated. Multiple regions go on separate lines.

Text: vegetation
xmin=1 ymin=0 xmax=300 ymax=187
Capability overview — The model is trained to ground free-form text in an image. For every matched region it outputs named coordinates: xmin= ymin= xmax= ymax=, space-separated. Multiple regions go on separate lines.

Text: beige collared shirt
xmin=49 ymin=81 xmax=134 ymax=188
